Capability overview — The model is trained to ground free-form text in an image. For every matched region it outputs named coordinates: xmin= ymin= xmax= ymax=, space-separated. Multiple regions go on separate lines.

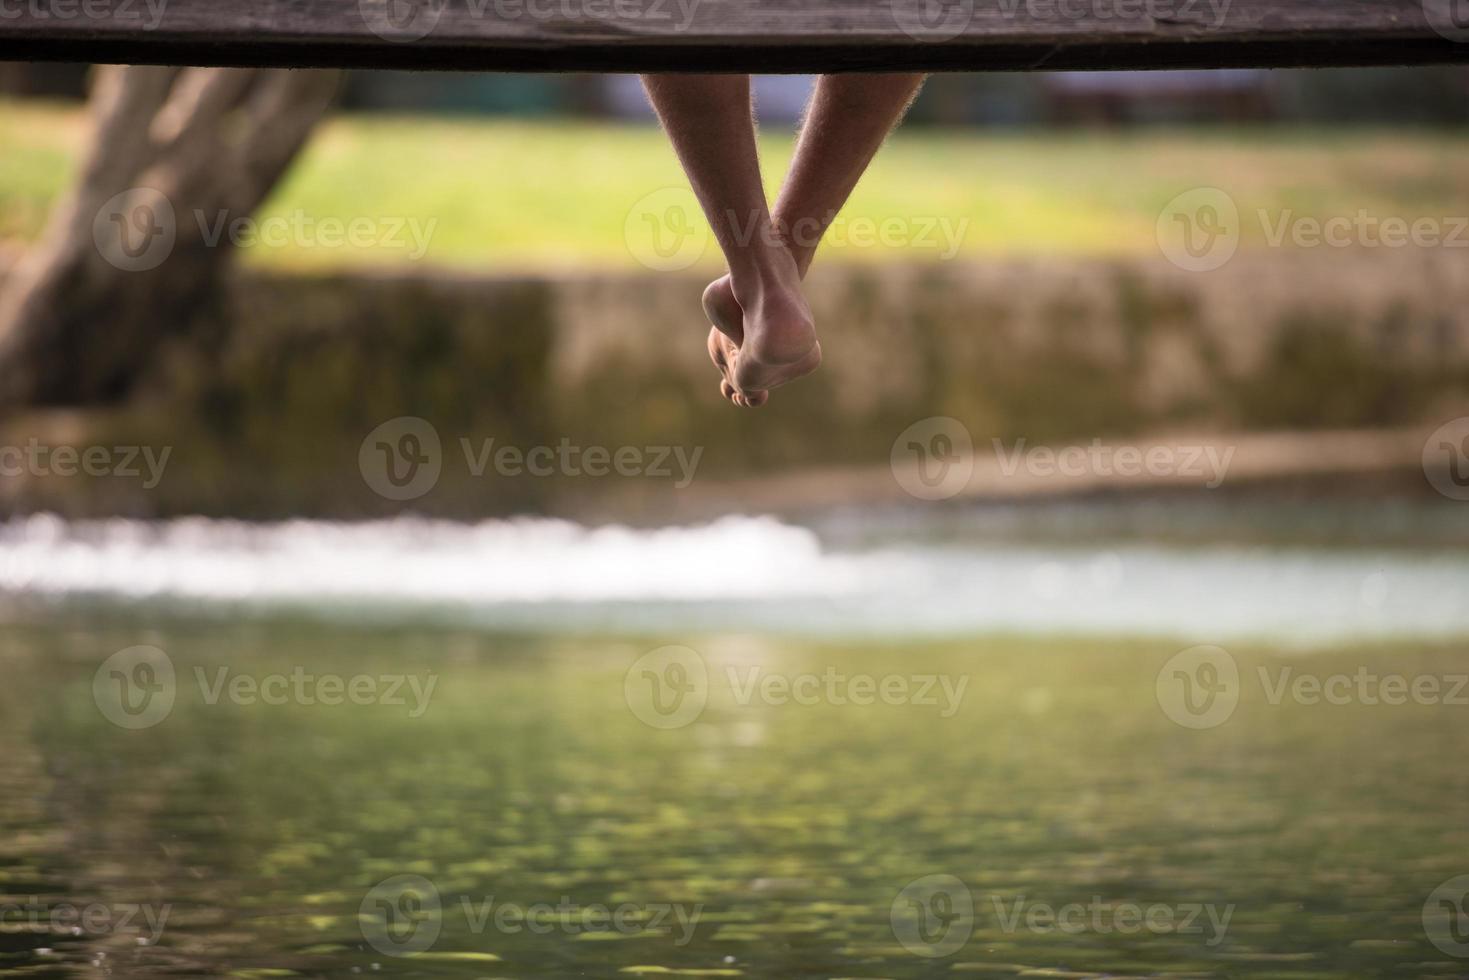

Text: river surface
xmin=1 ymin=505 xmax=1466 ymax=978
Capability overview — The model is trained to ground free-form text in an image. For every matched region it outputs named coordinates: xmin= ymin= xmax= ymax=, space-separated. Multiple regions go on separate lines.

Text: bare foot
xmin=701 ymin=257 xmax=821 ymax=407
xmin=703 ymin=277 xmax=764 ymax=408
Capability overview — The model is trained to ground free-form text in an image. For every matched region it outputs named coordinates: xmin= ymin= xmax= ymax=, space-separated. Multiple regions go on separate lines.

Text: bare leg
xmin=702 ymin=74 xmax=926 ymax=403
xmin=641 ymin=74 xmax=819 ymax=407
xmin=776 ymin=73 xmax=928 ymax=276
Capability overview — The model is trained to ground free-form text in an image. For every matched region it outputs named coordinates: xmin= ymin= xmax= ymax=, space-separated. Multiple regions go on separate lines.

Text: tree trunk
xmin=0 ymin=65 xmax=341 ymax=406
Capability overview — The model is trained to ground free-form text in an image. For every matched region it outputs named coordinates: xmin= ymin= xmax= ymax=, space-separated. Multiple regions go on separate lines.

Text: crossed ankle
xmin=771 ymin=214 xmax=826 ymax=276
xmin=730 ymin=247 xmax=801 ymax=304
xmin=728 ymin=218 xmax=814 ymax=281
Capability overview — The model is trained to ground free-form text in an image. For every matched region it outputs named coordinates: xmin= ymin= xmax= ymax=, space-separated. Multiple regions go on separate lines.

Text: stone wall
xmin=2 ymin=250 xmax=1466 ymax=518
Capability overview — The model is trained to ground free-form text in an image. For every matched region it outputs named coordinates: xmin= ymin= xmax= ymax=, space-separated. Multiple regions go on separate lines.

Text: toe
xmin=744 ymin=389 xmax=769 ymax=408
xmin=707 ymin=329 xmax=729 ymax=374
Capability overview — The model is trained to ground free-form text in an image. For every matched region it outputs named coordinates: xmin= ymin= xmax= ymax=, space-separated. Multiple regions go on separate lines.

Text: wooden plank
xmin=0 ymin=0 xmax=1464 ymax=71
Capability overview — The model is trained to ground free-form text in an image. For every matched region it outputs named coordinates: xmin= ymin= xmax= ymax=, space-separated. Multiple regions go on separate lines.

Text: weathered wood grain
xmin=1 ymin=0 xmax=1464 ymax=71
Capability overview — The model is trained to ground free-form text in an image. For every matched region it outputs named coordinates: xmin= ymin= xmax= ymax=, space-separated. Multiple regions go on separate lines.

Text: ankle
xmin=770 ymin=214 xmax=818 ymax=279
xmin=729 ymin=245 xmax=801 ymax=307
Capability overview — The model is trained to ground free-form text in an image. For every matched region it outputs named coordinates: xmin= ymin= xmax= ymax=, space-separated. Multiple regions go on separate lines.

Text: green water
xmin=2 ymin=614 xmax=1467 ymax=978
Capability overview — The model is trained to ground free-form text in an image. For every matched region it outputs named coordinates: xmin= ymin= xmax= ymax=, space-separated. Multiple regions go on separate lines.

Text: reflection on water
xmin=2 ymin=513 xmax=1468 ymax=642
xmin=2 ymin=617 xmax=1467 ymax=978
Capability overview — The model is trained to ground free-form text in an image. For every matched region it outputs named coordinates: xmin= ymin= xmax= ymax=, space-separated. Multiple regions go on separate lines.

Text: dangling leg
xmin=702 ymin=74 xmax=926 ymax=399
xmin=641 ymin=74 xmax=820 ymax=407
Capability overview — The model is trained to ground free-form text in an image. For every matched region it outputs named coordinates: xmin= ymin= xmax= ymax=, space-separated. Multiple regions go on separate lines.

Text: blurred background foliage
xmin=1 ymin=65 xmax=1467 ymax=517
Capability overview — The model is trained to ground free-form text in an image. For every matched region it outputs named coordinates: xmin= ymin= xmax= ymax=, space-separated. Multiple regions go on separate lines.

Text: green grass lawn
xmin=2 ymin=100 xmax=1468 ymax=272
